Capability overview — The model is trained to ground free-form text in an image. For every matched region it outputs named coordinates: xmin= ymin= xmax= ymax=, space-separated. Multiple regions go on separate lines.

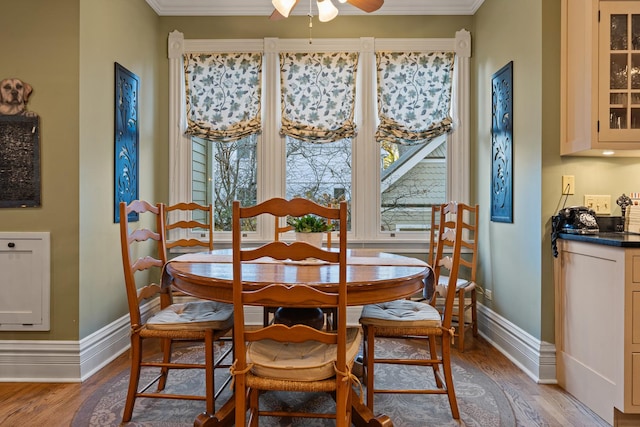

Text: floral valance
xmin=184 ymin=52 xmax=263 ymax=142
xmin=279 ymin=52 xmax=358 ymax=143
xmin=376 ymin=51 xmax=455 ymax=146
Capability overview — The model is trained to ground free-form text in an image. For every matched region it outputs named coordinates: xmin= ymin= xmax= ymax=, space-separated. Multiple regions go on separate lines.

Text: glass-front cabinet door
xmin=599 ymin=2 xmax=640 ymax=142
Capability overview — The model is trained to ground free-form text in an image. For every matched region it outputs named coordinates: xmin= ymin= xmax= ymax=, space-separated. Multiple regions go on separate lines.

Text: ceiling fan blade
xmin=346 ymin=0 xmax=384 ymax=13
xmin=269 ymin=9 xmax=286 ymax=20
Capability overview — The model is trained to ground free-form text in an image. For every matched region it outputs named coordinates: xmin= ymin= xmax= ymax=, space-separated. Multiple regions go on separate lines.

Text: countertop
xmin=558 ymin=231 xmax=640 ymax=247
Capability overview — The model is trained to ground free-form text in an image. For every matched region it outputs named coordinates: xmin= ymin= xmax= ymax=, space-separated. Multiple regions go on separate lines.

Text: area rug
xmin=73 ymin=338 xmax=515 ymax=426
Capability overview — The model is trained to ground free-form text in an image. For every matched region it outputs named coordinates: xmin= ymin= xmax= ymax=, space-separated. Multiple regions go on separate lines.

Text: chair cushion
xmin=146 ymin=301 xmax=234 ymax=331
xmin=359 ymin=299 xmax=441 ymax=328
xmin=438 ymin=274 xmax=473 ymax=290
xmin=433 ymin=275 xmax=474 ymax=298
xmin=247 ymin=327 xmax=362 ymax=381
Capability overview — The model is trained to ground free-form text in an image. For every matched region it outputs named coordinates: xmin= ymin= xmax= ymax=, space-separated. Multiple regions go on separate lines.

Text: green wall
xmin=7 ymin=0 xmax=632 ymax=348
xmin=0 ymin=0 xmax=81 ymax=340
xmin=78 ymin=0 xmax=165 ymax=337
xmin=0 ymin=0 xmax=164 ymax=341
xmin=474 ymin=0 xmax=545 ymax=338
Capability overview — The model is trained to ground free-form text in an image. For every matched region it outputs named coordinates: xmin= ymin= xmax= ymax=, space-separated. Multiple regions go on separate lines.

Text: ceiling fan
xmin=271 ymin=0 xmax=384 ymax=22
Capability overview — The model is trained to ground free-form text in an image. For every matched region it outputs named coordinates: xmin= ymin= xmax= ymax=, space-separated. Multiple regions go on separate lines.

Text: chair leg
xmin=205 ymin=330 xmax=215 ymax=414
xmin=158 ymin=337 xmax=172 ymax=390
xmin=471 ymin=288 xmax=478 ymax=337
xmin=428 ymin=335 xmax=443 ymax=388
xmin=335 ymin=368 xmax=350 ymax=427
xmin=364 ymin=325 xmax=376 ymax=411
xmin=440 ymin=335 xmax=460 ymax=419
xmin=249 ymin=388 xmax=259 ymax=427
xmin=325 ymin=308 xmax=337 ymax=331
xmin=123 ymin=336 xmax=142 ymax=422
xmin=457 ymin=289 xmax=465 ymax=352
xmin=235 ymin=377 xmax=247 ymax=427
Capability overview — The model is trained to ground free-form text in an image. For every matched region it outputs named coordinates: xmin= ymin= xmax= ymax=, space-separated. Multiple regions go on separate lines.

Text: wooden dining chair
xmin=163 ymin=201 xmax=235 ymax=378
xmin=264 ymin=215 xmax=337 ymax=329
xmin=359 ymin=201 xmax=462 ymax=419
xmin=118 ymin=200 xmax=234 ymax=422
xmin=164 ymin=202 xmax=215 ymax=298
xmin=429 ymin=202 xmax=479 ymax=351
xmin=231 ymin=197 xmax=361 ymax=426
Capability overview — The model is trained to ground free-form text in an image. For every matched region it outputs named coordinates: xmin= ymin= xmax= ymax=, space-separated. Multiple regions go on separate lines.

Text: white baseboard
xmin=477 ymin=303 xmax=557 ymax=384
xmin=0 ymin=301 xmax=556 ymax=384
xmin=0 ymin=302 xmax=153 ymax=382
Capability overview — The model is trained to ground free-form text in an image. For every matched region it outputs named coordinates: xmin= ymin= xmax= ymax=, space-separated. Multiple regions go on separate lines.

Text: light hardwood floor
xmin=0 ymin=335 xmax=610 ymax=426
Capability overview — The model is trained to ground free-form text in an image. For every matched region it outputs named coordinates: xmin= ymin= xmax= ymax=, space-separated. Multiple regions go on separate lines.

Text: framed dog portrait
xmin=114 ymin=63 xmax=139 ymax=223
xmin=491 ymin=61 xmax=513 ymax=223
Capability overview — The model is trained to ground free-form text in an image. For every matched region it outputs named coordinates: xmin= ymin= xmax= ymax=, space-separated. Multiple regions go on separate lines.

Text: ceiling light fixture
xmin=272 ymin=0 xmax=297 ymax=18
xmin=317 ymin=0 xmax=339 ymax=22
xmin=270 ymin=0 xmax=383 ymax=21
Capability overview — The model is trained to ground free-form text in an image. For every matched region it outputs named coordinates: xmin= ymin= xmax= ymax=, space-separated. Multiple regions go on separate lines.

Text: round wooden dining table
xmin=164 ymin=248 xmax=431 ymax=427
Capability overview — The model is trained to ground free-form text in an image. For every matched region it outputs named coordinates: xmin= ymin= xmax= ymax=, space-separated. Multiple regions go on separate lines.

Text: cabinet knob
xmin=8 ymin=242 xmax=15 ymax=248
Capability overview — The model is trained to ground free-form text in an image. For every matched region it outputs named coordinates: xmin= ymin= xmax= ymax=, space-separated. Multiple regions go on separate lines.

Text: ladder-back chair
xmin=429 ymin=202 xmax=479 ymax=351
xmin=231 ymin=197 xmax=360 ymax=426
xmin=359 ymin=201 xmax=462 ymax=419
xmin=118 ymin=200 xmax=233 ymax=422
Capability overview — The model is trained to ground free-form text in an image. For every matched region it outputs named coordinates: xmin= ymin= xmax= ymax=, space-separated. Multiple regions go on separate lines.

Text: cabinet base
xmin=615 ymin=408 xmax=640 ymax=427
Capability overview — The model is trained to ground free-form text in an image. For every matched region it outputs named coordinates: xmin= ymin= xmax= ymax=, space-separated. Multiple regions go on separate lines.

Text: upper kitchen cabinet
xmin=562 ymin=0 xmax=640 ymax=156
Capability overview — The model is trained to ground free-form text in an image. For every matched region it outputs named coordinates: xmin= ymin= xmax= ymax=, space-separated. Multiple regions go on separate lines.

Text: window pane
xmin=380 ymin=138 xmax=446 ymax=232
xmin=192 ymin=135 xmax=258 ymax=231
xmin=285 ymin=136 xmax=352 ymax=229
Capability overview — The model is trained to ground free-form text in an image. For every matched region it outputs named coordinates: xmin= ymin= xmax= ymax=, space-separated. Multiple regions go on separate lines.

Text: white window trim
xmin=167 ymin=30 xmax=471 ymax=253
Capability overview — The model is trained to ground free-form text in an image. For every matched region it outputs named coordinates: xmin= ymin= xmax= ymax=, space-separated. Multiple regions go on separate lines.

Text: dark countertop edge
xmin=558 ymin=232 xmax=640 ymax=247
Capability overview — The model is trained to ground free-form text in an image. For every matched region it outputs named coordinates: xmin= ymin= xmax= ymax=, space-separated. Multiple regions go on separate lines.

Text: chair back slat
xmin=242 ymin=240 xmax=340 ymax=263
xmin=246 ymin=324 xmax=336 ymax=344
xmin=242 ymin=283 xmax=338 ymax=307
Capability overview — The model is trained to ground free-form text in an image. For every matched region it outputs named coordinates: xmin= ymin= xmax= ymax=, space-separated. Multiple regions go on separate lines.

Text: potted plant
xmin=287 ymin=214 xmax=333 ymax=248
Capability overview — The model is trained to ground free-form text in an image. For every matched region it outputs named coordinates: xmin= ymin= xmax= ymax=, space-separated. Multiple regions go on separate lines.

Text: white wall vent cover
xmin=0 ymin=232 xmax=50 ymax=331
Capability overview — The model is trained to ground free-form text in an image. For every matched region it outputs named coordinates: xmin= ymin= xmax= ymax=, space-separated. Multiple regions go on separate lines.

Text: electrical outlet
xmin=584 ymin=195 xmax=611 ymax=215
xmin=562 ymin=175 xmax=575 ymax=195
xmin=485 ymin=289 xmax=493 ymax=300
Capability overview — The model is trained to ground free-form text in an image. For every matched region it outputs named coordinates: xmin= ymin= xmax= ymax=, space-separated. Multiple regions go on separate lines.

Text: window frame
xmin=167 ymin=31 xmax=471 ymax=253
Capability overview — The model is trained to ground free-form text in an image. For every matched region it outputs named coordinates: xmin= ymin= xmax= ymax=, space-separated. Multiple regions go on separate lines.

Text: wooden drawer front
xmin=634 ymin=353 xmax=640 ymax=406
xmin=633 ymin=256 xmax=640 ymax=283
xmin=635 ymin=292 xmax=640 ymax=344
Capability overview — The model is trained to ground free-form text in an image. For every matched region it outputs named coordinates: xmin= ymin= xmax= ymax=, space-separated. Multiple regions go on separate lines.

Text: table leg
xmin=194 ymin=394 xmax=235 ymax=427
xmin=350 ymin=388 xmax=394 ymax=427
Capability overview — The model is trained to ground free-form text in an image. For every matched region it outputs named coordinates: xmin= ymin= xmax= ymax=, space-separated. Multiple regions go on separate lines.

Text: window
xmin=168 ymin=32 xmax=471 ymax=251
xmin=192 ymin=135 xmax=258 ymax=231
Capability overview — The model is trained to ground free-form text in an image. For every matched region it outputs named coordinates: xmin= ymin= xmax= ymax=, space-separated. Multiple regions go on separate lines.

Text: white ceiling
xmin=145 ymin=0 xmax=485 ymax=16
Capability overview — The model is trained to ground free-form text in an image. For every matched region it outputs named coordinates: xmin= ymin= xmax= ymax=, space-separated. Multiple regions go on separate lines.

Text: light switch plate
xmin=584 ymin=195 xmax=611 ymax=215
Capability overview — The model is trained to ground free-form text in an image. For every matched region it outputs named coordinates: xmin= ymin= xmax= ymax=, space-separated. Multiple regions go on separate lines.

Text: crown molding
xmin=145 ymin=0 xmax=484 ymax=16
